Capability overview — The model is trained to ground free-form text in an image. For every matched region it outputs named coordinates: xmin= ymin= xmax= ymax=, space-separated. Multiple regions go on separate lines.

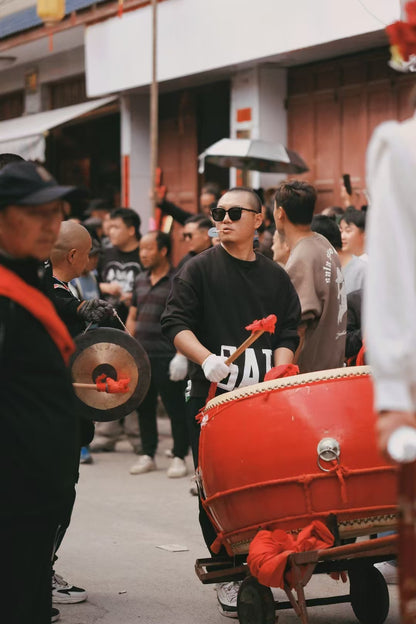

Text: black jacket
xmin=0 ymin=255 xmax=79 ymax=517
xmin=161 ymin=245 xmax=301 ymax=398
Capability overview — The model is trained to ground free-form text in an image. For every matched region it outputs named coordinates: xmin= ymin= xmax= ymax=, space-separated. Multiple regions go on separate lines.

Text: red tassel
xmin=96 ymin=374 xmax=130 ymax=393
xmin=245 ymin=314 xmax=277 ymax=334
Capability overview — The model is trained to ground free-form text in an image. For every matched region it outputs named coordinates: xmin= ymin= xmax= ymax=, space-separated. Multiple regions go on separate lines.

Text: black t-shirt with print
xmin=98 ymin=246 xmax=142 ymax=321
xmin=161 ymin=244 xmax=301 ymax=398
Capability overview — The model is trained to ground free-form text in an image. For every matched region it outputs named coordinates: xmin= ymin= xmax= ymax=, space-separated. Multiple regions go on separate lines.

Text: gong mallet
xmin=73 ymin=374 xmax=130 ymax=394
xmin=205 ymin=314 xmax=277 ymax=402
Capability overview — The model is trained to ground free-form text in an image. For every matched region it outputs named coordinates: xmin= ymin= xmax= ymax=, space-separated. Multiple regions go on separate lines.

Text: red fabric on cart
xmin=247 ymin=520 xmax=334 ymax=589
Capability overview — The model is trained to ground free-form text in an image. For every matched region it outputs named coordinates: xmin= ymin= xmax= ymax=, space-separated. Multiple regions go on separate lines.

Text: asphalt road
xmin=56 ymin=417 xmax=400 ymax=624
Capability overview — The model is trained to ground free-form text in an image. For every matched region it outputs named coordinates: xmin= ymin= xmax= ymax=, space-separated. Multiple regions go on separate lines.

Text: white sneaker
xmin=89 ymin=437 xmax=116 ymax=452
xmin=167 ymin=457 xmax=188 ymax=478
xmin=374 ymin=561 xmax=398 ymax=584
xmin=52 ymin=572 xmax=87 ymax=604
xmin=216 ymin=581 xmax=241 ymax=618
xmin=129 ymin=455 xmax=156 ymax=475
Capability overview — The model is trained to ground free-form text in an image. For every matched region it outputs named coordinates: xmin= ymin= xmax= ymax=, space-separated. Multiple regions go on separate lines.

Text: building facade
xmin=0 ymin=0 xmax=409 ymax=245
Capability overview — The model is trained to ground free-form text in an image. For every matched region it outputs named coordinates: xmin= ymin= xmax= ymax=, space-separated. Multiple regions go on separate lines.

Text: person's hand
xmin=120 ymin=292 xmax=132 ymax=306
xmin=155 ymin=184 xmax=167 ymax=205
xmin=169 ymin=353 xmax=188 ymax=381
xmin=377 ymin=410 xmax=416 ymax=459
xmin=78 ymin=299 xmax=115 ymax=323
xmin=100 ymin=282 xmax=122 ymax=297
xmin=201 ymin=354 xmax=238 ymax=383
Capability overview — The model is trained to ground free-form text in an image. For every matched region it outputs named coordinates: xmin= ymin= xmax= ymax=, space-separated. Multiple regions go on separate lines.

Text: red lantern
xmin=37 ymin=0 xmax=65 ymax=24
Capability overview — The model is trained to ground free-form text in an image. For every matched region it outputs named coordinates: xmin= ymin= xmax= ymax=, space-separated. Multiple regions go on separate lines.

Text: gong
xmin=70 ymin=328 xmax=151 ymax=421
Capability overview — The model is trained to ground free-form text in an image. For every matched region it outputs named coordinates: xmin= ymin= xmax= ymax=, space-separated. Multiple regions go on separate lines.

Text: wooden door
xmin=287 ymin=48 xmax=416 ymax=211
xmin=158 ymin=90 xmax=199 ymax=265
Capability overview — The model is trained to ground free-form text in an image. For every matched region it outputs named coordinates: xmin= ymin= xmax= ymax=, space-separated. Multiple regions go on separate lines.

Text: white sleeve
xmin=364 ymin=120 xmax=416 ymax=412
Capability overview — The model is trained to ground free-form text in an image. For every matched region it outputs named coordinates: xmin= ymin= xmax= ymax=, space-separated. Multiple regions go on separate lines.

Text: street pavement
xmin=57 ymin=416 xmax=400 ymax=624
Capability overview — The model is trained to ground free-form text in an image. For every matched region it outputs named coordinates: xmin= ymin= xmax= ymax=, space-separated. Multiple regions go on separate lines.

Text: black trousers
xmin=187 ymin=396 xmax=231 ymax=558
xmin=0 ymin=496 xmax=74 ymax=624
xmin=138 ymin=355 xmax=188 ymax=459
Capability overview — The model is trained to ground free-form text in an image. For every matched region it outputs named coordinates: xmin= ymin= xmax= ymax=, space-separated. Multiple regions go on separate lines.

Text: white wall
xmin=0 ymin=46 xmax=84 ymax=98
xmin=258 ymin=66 xmax=288 ymax=189
xmin=229 ymin=66 xmax=287 ymax=188
xmin=86 ymin=0 xmax=400 ymax=97
xmin=121 ymin=94 xmax=152 ymax=230
xmin=0 ymin=0 xmax=35 ymax=17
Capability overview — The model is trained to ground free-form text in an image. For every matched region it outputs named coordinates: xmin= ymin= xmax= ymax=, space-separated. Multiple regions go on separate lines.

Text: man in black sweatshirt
xmin=161 ymin=186 xmax=301 ymax=618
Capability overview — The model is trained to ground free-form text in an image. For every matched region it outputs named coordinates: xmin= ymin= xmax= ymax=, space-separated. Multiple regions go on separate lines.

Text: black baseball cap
xmin=0 ymin=161 xmax=78 ymax=209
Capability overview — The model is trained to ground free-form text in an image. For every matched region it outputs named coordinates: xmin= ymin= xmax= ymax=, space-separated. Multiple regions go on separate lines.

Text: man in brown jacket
xmin=274 ymin=180 xmax=347 ymax=373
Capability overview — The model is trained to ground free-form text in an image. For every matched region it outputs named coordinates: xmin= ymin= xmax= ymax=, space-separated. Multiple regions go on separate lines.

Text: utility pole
xmin=150 ymin=0 xmax=158 ymax=217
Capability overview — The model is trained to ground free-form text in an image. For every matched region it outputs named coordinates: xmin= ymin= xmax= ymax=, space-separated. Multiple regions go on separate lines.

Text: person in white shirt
xmin=364 ymin=114 xmax=416 ymax=455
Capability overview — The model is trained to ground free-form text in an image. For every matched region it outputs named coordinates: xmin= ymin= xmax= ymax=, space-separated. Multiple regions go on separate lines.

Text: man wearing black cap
xmin=0 ymin=160 xmax=81 ymax=624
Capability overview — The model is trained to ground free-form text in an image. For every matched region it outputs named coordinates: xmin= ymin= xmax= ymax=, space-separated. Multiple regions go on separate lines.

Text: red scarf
xmin=0 ymin=265 xmax=75 ymax=364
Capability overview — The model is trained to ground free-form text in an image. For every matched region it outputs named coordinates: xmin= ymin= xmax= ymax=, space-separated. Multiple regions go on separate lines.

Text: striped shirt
xmin=131 ymin=269 xmax=175 ymax=357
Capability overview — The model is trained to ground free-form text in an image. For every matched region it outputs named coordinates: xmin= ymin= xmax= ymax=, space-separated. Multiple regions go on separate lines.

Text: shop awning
xmin=0 ymin=96 xmax=117 ymax=162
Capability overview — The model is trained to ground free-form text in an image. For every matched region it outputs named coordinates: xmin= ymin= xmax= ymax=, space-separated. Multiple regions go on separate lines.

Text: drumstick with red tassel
xmin=73 ymin=374 xmax=130 ymax=393
xmin=224 ymin=314 xmax=277 ymax=366
xmin=205 ymin=314 xmax=277 ymax=402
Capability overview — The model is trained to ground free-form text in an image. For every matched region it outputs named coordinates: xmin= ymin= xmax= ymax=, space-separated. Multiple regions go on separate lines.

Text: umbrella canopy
xmin=198 ymin=138 xmax=308 ymax=175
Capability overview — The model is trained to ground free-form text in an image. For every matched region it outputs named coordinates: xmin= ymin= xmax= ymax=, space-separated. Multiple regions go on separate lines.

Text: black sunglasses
xmin=211 ymin=206 xmax=258 ymax=222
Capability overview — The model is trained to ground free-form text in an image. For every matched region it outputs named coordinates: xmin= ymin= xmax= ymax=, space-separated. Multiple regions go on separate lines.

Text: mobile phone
xmin=343 ymin=173 xmax=352 ymax=196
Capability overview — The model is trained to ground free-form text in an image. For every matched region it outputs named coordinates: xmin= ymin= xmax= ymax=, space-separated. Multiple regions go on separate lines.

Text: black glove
xmin=78 ymin=299 xmax=115 ymax=323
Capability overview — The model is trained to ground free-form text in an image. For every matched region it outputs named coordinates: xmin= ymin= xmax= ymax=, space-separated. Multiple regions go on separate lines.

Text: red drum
xmin=198 ymin=366 xmax=397 ymax=555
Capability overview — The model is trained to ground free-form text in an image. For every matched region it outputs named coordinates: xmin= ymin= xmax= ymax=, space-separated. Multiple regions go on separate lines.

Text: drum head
xmin=70 ymin=328 xmax=151 ymax=421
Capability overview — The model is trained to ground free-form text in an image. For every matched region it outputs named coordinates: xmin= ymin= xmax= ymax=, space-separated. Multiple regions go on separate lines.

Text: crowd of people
xmin=0 ymin=149 xmax=395 ymax=624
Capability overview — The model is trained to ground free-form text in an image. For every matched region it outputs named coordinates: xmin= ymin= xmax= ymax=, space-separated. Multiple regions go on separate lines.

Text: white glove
xmin=169 ymin=353 xmax=188 ymax=381
xmin=201 ymin=354 xmax=238 ymax=383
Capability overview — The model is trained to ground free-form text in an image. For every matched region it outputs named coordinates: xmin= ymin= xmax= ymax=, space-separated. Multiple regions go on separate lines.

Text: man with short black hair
xmin=176 ymin=214 xmax=213 ymax=271
xmin=90 ymin=207 xmax=143 ymax=454
xmin=274 ymin=180 xmax=347 ymax=373
xmin=339 ymin=207 xmax=367 ymax=260
xmin=98 ymin=207 xmax=142 ymax=322
xmin=338 ymin=208 xmax=367 ymax=295
xmin=127 ymin=231 xmax=189 ymax=478
xmin=311 ymin=214 xmax=342 ymax=251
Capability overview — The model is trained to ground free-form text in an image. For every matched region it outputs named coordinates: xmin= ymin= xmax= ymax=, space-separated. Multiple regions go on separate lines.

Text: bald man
xmin=49 ymin=221 xmax=117 ymax=606
xmin=51 ymin=221 xmax=114 ymax=336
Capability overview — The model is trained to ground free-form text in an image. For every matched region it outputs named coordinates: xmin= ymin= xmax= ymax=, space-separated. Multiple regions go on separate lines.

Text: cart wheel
xmin=349 ymin=564 xmax=390 ymax=624
xmin=237 ymin=576 xmax=276 ymax=624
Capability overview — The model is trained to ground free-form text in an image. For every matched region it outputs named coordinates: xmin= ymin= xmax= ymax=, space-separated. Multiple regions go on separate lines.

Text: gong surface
xmin=70 ymin=328 xmax=151 ymax=421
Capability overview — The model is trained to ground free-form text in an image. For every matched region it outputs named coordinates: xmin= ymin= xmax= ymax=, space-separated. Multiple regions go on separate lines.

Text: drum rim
xmin=205 ymin=365 xmax=371 ymax=409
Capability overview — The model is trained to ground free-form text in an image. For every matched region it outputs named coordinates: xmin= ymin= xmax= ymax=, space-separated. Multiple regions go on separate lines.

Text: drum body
xmin=198 ymin=366 xmax=397 ymax=555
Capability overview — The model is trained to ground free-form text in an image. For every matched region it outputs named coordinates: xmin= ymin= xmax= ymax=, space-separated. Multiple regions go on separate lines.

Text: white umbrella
xmin=198 ymin=138 xmax=308 ymax=176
